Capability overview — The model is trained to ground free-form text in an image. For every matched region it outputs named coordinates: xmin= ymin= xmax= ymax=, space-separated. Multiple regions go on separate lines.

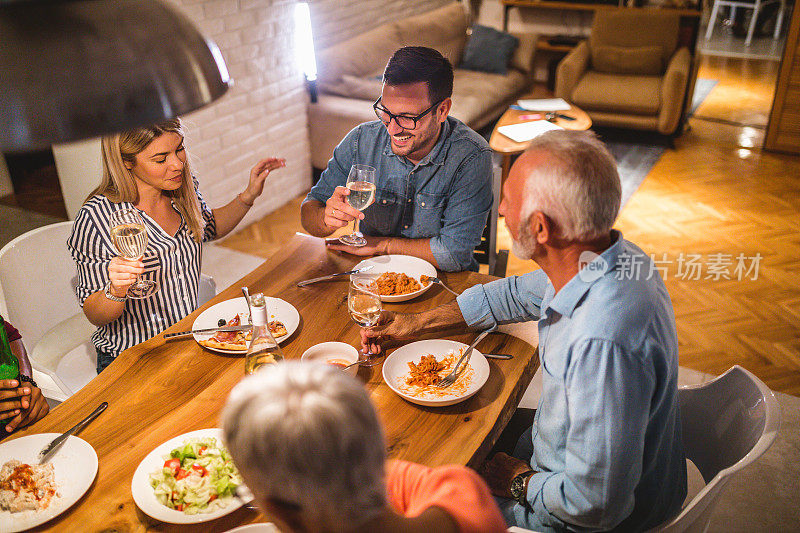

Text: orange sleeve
xmin=386 ymin=460 xmax=507 ymax=533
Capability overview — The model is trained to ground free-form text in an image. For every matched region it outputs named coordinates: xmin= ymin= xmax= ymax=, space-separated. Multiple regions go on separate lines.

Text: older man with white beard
xmin=361 ymin=130 xmax=687 ymax=532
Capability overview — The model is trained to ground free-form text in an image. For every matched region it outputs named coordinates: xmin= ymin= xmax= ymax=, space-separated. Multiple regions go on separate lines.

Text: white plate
xmin=131 ymin=428 xmax=252 ymax=525
xmin=353 ymin=255 xmax=437 ymax=302
xmin=224 ymin=523 xmax=281 ymax=533
xmin=382 ymin=339 xmax=490 ymax=407
xmin=0 ymin=434 xmax=98 ymax=532
xmin=193 ymin=297 xmax=300 ymax=353
xmin=301 ymin=342 xmax=360 ymax=376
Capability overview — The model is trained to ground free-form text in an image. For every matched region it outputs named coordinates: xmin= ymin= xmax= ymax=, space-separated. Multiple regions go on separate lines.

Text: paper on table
xmin=497 ymin=120 xmax=564 ymax=143
xmin=517 ymin=98 xmax=571 ymax=111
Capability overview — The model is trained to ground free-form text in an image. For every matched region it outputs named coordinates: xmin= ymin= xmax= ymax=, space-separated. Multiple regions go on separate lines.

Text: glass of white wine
xmin=109 ymin=207 xmax=158 ymax=299
xmin=338 ymin=164 xmax=376 ymax=247
xmin=348 ymin=274 xmax=383 ymax=366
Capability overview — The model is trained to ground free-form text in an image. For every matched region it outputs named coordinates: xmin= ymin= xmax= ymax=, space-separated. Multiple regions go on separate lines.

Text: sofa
xmin=555 ymin=9 xmax=692 ymax=136
xmin=308 ymin=2 xmax=538 ymax=170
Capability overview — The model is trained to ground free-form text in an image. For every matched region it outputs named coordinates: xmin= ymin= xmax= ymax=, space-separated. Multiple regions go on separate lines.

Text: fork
xmin=427 ymin=276 xmax=460 ymax=297
xmin=436 ymin=330 xmax=490 ymax=388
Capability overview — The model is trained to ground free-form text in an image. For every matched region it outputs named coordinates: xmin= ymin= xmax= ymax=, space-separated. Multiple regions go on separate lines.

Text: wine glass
xmin=338 ymin=164 xmax=376 ymax=247
xmin=348 ymin=274 xmax=383 ymax=366
xmin=109 ymin=208 xmax=158 ymax=299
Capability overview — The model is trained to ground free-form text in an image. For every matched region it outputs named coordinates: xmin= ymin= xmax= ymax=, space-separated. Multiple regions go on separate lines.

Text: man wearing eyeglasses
xmin=301 ymin=46 xmax=493 ymax=272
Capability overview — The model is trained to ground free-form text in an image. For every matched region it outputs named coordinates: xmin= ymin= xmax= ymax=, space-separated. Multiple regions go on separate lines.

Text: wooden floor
xmin=221 ymin=54 xmax=800 ymax=396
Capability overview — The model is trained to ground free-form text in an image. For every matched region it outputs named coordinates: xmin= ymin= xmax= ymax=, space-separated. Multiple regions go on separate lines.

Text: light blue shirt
xmin=457 ymin=231 xmax=687 ymax=532
xmin=306 ymin=117 xmax=493 ymax=271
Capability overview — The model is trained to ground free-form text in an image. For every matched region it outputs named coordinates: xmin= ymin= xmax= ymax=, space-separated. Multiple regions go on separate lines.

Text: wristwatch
xmin=104 ymin=281 xmax=127 ymax=302
xmin=510 ymin=470 xmax=534 ymax=506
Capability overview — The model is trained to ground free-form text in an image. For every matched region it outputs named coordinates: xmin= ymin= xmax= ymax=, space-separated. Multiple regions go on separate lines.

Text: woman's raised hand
xmin=240 ymin=157 xmax=286 ymax=206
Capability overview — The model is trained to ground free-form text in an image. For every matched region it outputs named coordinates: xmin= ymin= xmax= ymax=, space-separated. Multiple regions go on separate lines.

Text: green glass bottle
xmin=0 ymin=315 xmax=20 ymax=433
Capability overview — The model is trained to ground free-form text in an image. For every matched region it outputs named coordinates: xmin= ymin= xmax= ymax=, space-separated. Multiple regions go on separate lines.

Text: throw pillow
xmin=459 ymin=24 xmax=519 ymax=75
xmin=592 ymin=45 xmax=664 ymax=76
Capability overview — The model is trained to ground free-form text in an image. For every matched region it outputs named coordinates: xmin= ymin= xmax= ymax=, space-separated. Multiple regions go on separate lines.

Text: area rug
xmin=603 ymin=78 xmax=718 ymax=207
xmin=690 ymin=78 xmax=718 ymax=116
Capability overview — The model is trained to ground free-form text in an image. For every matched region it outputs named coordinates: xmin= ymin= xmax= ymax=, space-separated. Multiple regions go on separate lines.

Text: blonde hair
xmin=88 ymin=118 xmax=205 ymax=242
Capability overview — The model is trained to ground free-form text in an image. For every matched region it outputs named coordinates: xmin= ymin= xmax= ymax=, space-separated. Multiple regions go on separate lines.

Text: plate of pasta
xmin=352 ymin=255 xmax=436 ymax=302
xmin=382 ymin=339 xmax=490 ymax=407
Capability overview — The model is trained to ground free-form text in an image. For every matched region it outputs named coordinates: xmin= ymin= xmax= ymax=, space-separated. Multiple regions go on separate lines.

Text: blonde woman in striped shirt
xmin=68 ymin=118 xmax=284 ymax=373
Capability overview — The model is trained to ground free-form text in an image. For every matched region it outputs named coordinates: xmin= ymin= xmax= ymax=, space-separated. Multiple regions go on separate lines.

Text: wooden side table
xmin=489 ymin=103 xmax=592 ymax=182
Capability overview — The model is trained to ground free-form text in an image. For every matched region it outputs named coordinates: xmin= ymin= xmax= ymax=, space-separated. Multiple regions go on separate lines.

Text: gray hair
xmin=520 ymin=130 xmax=621 ymax=241
xmin=220 ymin=361 xmax=387 ymax=529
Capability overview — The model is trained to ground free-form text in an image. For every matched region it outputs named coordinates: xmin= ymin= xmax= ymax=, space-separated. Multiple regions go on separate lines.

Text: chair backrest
xmin=652 ymin=365 xmax=781 ymax=532
xmin=473 ymin=163 xmax=507 ymax=277
xmin=0 ymin=221 xmax=82 ymax=348
xmin=590 ymin=10 xmax=680 ymax=70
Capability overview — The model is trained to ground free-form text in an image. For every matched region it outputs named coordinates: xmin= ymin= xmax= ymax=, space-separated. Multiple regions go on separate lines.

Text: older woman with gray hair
xmin=220 ymin=361 xmax=506 ymax=532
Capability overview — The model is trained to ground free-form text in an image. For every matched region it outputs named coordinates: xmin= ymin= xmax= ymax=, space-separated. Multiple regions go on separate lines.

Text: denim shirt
xmin=305 ymin=117 xmax=493 ymax=271
xmin=457 ymin=231 xmax=687 ymax=532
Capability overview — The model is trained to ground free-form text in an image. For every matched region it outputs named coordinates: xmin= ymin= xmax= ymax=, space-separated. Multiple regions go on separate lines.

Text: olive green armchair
xmin=555 ymin=10 xmax=692 ymax=136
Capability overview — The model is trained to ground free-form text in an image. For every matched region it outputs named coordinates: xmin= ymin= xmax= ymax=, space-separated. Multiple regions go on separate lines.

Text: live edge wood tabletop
xmin=10 ymin=233 xmax=539 ymax=532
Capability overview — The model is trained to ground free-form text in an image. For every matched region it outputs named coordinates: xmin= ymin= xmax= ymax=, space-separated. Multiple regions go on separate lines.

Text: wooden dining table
xmin=10 ymin=233 xmax=539 ymax=532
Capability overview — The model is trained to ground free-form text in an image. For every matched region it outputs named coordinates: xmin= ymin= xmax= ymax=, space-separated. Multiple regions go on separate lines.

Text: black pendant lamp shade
xmin=0 ymin=0 xmax=232 ymax=153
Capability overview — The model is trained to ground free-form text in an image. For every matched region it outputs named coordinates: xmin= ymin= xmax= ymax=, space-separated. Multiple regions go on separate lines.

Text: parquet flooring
xmin=219 ymin=54 xmax=800 ymax=395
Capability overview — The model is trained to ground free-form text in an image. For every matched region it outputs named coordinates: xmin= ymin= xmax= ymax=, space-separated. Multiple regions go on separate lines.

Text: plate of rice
xmin=0 ymin=433 xmax=97 ymax=532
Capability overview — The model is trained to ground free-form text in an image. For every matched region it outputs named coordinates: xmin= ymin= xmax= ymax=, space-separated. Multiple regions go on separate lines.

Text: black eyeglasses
xmin=373 ymin=97 xmax=443 ymax=130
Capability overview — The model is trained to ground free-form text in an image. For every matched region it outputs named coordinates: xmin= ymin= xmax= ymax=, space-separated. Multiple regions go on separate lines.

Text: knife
xmin=38 ymin=402 xmax=108 ymax=464
xmin=296 ymin=264 xmax=374 ymax=287
xmin=484 ymin=353 xmax=513 ymax=360
xmin=164 ymin=325 xmax=252 ymax=340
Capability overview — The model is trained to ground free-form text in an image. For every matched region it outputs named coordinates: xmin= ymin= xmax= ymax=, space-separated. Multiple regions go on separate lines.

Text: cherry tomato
xmin=164 ymin=458 xmax=180 ymax=474
xmin=191 ymin=464 xmax=208 ymax=477
xmin=176 ymin=468 xmax=190 ymax=480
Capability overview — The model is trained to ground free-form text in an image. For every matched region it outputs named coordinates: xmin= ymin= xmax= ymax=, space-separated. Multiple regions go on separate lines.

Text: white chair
xmin=649 ymin=365 xmax=781 ymax=532
xmin=705 ymin=0 xmax=786 ymax=46
xmin=0 ymin=221 xmax=218 ymax=402
xmin=0 ymin=221 xmax=95 ymax=402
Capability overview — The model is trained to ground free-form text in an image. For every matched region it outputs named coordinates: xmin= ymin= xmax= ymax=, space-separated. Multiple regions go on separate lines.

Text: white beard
xmin=511 ymin=239 xmax=533 ymax=260
xmin=510 ymin=217 xmax=537 ymax=260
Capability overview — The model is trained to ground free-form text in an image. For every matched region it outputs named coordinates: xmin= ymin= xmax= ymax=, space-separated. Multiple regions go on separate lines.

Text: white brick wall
xmin=309 ymin=0 xmax=452 ymax=49
xmin=166 ymin=0 xmax=312 ymax=229
xmin=162 ymin=0 xmax=462 ymax=231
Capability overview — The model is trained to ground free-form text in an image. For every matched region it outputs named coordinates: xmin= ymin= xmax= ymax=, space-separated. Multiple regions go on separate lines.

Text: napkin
xmin=517 ymin=98 xmax=571 ymax=111
xmin=497 ymin=120 xmax=564 ymax=143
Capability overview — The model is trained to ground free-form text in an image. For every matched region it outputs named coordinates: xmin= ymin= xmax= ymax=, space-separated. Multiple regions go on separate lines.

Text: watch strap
xmin=104 ymin=281 xmax=127 ymax=302
xmin=511 ymin=470 xmax=535 ymax=506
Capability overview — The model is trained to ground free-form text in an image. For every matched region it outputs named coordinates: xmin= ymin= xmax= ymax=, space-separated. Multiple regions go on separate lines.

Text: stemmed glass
xmin=348 ymin=274 xmax=383 ymax=366
xmin=338 ymin=164 xmax=376 ymax=247
xmin=109 ymin=208 xmax=158 ymax=299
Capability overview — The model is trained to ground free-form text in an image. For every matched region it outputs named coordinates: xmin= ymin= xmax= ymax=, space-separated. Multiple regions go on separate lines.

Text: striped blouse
xmin=68 ymin=180 xmax=217 ymax=358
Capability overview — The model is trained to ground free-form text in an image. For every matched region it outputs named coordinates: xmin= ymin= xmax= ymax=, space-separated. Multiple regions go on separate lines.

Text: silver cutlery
xmin=296 ymin=265 xmax=374 ymax=287
xmin=484 ymin=353 xmax=513 ymax=360
xmin=427 ymin=276 xmax=460 ymax=297
xmin=38 ymin=402 xmax=108 ymax=463
xmin=437 ymin=330 xmax=490 ymax=388
xmin=164 ymin=325 xmax=251 ymax=340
